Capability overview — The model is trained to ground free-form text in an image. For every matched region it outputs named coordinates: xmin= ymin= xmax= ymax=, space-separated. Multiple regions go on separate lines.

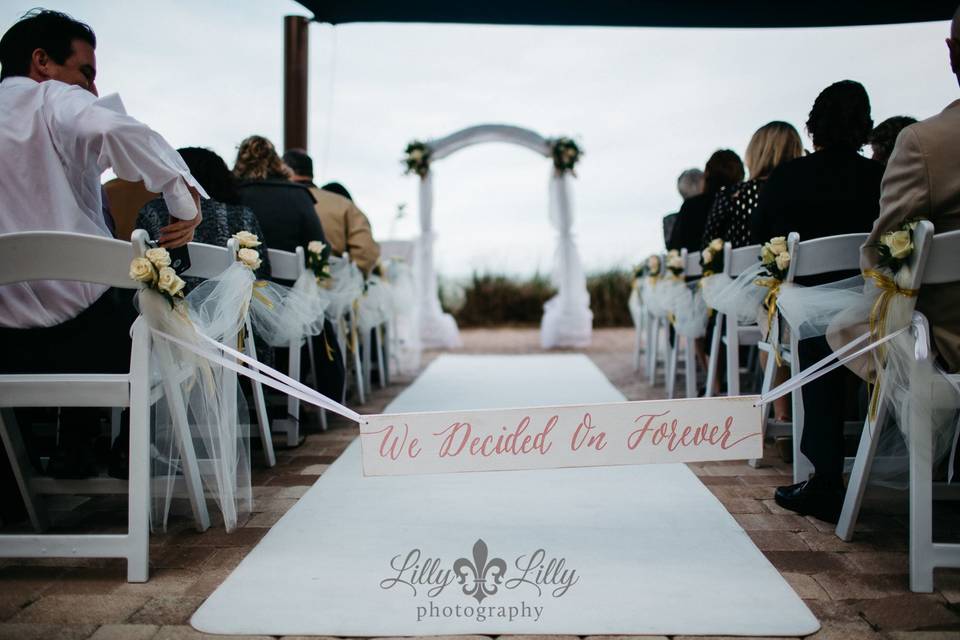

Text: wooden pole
xmin=283 ymin=15 xmax=309 ymax=152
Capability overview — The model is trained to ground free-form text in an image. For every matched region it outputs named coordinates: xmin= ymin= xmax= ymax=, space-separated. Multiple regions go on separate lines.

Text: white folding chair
xmin=704 ymin=242 xmax=761 ymax=398
xmin=645 ymin=253 xmax=669 ymax=386
xmin=266 ymin=247 xmax=328 ymax=440
xmin=0 ymin=231 xmax=152 ymax=581
xmin=184 ymin=241 xmax=275 ymax=467
xmin=665 ymin=249 xmax=702 ymax=399
xmin=779 ymin=232 xmax=870 ymax=483
xmin=835 ymin=223 xmax=960 ymax=591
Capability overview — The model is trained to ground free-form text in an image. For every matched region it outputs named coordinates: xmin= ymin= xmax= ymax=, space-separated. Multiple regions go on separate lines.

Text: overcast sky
xmin=4 ymin=2 xmax=956 ymax=277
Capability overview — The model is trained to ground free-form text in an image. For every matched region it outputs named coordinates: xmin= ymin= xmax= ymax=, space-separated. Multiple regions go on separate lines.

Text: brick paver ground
xmin=1 ymin=327 xmax=959 ymax=639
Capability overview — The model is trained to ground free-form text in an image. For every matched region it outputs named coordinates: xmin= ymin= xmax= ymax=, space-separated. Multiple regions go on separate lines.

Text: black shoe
xmin=774 ymin=475 xmax=844 ymax=524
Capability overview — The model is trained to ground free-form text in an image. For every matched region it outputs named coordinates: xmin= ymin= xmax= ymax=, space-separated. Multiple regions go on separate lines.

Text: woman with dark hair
xmin=869 ymin=115 xmax=917 ymax=166
xmin=667 ymin=149 xmax=744 ymax=252
xmin=747 ymin=80 xmax=885 ymax=523
xmin=750 ymin=80 xmax=883 ymax=246
xmin=136 ymin=147 xmax=271 ymax=286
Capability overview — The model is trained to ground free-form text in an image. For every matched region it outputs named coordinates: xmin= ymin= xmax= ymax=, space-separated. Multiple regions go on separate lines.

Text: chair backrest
xmin=682 ymin=248 xmax=703 ymax=278
xmin=785 ymin=232 xmax=869 ymax=280
xmin=729 ymin=243 xmax=760 ymax=276
xmin=0 ymin=230 xmax=147 ymax=288
xmin=919 ymin=225 xmax=960 ymax=286
xmin=267 ymin=247 xmax=306 ymax=280
xmin=181 ymin=241 xmax=232 ymax=278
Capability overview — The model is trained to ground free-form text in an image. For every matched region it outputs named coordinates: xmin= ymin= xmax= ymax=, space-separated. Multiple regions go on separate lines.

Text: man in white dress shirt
xmin=0 ymin=9 xmax=204 ymax=478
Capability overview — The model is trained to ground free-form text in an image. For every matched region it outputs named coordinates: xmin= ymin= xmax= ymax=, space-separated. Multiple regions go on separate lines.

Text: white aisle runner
xmin=192 ymin=354 xmax=819 ymax=636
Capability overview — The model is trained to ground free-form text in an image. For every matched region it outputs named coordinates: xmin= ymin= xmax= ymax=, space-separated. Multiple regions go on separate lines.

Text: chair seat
xmin=0 ymin=374 xmax=130 ymax=408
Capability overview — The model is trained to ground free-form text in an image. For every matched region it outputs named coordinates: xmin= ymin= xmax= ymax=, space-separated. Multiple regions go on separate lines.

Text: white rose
xmin=647 ymin=255 xmax=660 ymax=271
xmin=322 ymin=264 xmax=331 ymax=275
xmin=775 ymin=251 xmax=791 ymax=272
xmin=129 ymin=257 xmax=155 ymax=283
xmin=701 ymin=248 xmax=714 ymax=264
xmin=157 ymin=266 xmax=184 ymax=296
xmin=238 ymin=248 xmax=262 ymax=270
xmin=145 ymin=247 xmax=171 ymax=268
xmin=307 ymin=240 xmax=326 ymax=254
xmin=885 ymin=229 xmax=913 ymax=259
xmin=769 ymin=236 xmax=788 ymax=255
xmin=709 ymin=238 xmax=724 ymax=252
xmin=760 ymin=244 xmax=776 ymax=265
xmin=409 ymin=149 xmax=423 ymax=161
xmin=233 ymin=231 xmax=261 ymax=248
xmin=668 ymin=254 xmax=684 ymax=270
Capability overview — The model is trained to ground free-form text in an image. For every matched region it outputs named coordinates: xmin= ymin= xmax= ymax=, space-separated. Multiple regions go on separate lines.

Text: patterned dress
xmin=701 ymin=179 xmax=764 ymax=249
xmin=135 ymin=197 xmax=272 ymax=291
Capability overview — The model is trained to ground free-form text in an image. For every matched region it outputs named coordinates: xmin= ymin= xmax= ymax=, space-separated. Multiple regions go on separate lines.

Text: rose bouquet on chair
xmin=699 ymin=238 xmax=731 ymax=313
xmin=130 ymin=245 xmax=252 ymax=534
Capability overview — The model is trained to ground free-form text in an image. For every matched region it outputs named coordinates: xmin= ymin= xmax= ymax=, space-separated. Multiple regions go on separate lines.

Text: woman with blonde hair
xmin=701 ymin=121 xmax=803 ymax=249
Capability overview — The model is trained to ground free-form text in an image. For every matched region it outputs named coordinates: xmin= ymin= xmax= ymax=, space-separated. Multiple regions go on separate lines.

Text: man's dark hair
xmin=869 ymin=115 xmax=917 ymax=166
xmin=0 ymin=9 xmax=96 ymax=80
xmin=177 ymin=147 xmax=241 ymax=206
xmin=282 ymin=149 xmax=313 ymax=178
xmin=806 ymin=80 xmax=873 ymax=152
xmin=321 ymin=182 xmax=353 ymax=201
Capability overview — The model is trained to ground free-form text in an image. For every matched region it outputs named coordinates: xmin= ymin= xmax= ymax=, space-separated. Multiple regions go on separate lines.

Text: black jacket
xmin=667 ymin=191 xmax=717 ymax=252
xmin=750 ymin=149 xmax=883 ymax=245
xmin=237 ymin=178 xmax=327 ymax=255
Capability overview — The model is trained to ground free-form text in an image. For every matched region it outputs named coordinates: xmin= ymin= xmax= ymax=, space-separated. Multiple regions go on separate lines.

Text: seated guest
xmin=750 ymin=80 xmax=883 ymax=248
xmin=662 ymin=168 xmax=704 ymax=247
xmin=137 ymin=147 xmax=272 ymax=289
xmin=701 ymin=122 xmax=803 ymax=249
xmin=869 ymin=115 xmax=918 ymax=167
xmin=283 ymin=149 xmax=381 ymax=276
xmin=668 ymin=150 xmax=743 ymax=252
xmin=0 ymin=10 xmax=202 ymax=478
xmin=760 ymin=80 xmax=884 ymax=522
xmin=234 ymin=136 xmax=345 ymax=405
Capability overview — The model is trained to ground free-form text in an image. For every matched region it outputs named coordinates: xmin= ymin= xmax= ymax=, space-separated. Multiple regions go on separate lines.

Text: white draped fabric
xmin=415 ymin=124 xmax=592 ymax=349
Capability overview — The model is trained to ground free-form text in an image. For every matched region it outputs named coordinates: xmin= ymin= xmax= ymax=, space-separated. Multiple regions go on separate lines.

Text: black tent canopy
xmin=295 ymin=0 xmax=955 ymax=29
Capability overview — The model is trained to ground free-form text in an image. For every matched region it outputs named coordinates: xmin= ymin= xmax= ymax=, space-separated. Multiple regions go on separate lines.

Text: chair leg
xmin=381 ymin=322 xmax=391 ymax=386
xmin=0 ymin=409 xmax=49 ymax=532
xmin=633 ymin=323 xmax=642 ymax=372
xmin=156 ymin=348 xmax=211 ymax=532
xmin=749 ymin=345 xmax=779 ymax=469
xmin=910 ymin=377 xmax=935 ymax=593
xmin=726 ymin=314 xmax=739 ymax=396
xmin=684 ymin=336 xmax=696 ymax=399
xmin=666 ymin=335 xmax=678 ymax=399
xmin=284 ymin=339 xmax=301 ymax=448
xmin=790 ymin=334 xmax=814 ymax=484
xmin=243 ymin=320 xmax=275 ymax=467
xmin=126 ymin=322 xmax=150 ymax=582
xmin=836 ymin=396 xmax=888 ymax=541
xmin=648 ymin=316 xmax=660 ymax=386
xmin=705 ymin=313 xmax=723 ymax=398
xmin=375 ymin=325 xmax=387 ymax=389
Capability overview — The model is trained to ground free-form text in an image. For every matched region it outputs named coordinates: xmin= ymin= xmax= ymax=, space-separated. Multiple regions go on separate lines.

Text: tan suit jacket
xmin=307 ymin=186 xmax=380 ymax=275
xmin=861 ymin=99 xmax=960 ymax=372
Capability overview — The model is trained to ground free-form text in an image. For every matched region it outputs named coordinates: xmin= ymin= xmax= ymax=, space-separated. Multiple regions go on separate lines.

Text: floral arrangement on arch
xmin=700 ymin=238 xmax=725 ymax=276
xmin=758 ymin=236 xmax=791 ymax=281
xmin=549 ymin=137 xmax=582 ymax=176
xmin=666 ymin=249 xmax=685 ymax=278
xmin=306 ymin=240 xmax=332 ymax=284
xmin=129 ymin=246 xmax=186 ymax=308
xmin=233 ymin=231 xmax=262 ymax=270
xmin=403 ymin=141 xmax=431 ymax=178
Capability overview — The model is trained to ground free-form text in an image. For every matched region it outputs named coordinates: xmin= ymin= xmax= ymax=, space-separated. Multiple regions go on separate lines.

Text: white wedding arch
xmin=408 ymin=124 xmax=593 ymax=350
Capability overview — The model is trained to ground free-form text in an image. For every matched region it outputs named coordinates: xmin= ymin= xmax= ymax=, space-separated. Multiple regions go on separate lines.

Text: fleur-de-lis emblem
xmin=454 ymin=539 xmax=507 ymax=603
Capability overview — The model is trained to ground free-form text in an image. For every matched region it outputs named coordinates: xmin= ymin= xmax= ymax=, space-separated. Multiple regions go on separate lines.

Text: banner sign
xmin=359 ymin=395 xmax=762 ymax=476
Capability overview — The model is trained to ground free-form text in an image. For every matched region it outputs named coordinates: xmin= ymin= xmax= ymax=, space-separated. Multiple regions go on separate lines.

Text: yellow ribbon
xmin=863 ymin=269 xmax=919 ymax=418
xmin=251 ymin=280 xmax=274 ymax=310
xmin=754 ymin=276 xmax=783 ymax=366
